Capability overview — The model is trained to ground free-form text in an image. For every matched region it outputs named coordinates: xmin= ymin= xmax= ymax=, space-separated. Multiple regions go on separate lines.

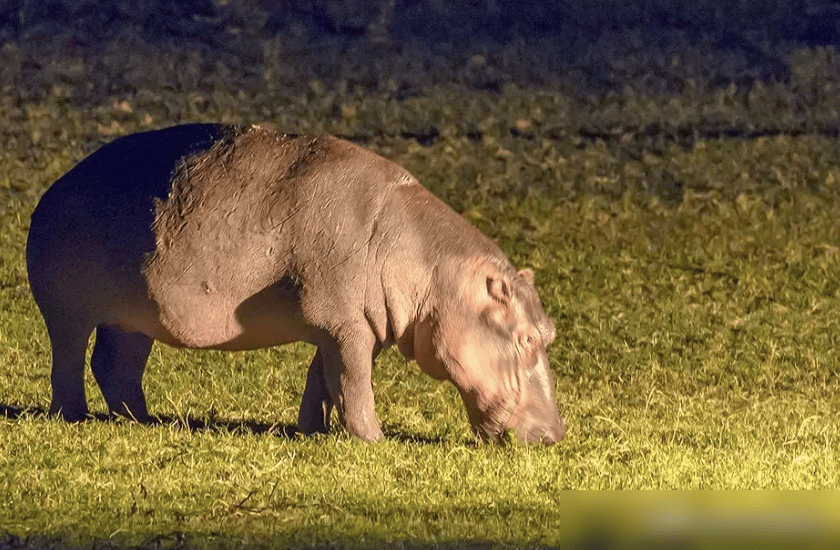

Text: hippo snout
xmin=517 ymin=413 xmax=566 ymax=444
xmin=525 ymin=419 xmax=566 ymax=444
xmin=512 ymin=384 xmax=566 ymax=444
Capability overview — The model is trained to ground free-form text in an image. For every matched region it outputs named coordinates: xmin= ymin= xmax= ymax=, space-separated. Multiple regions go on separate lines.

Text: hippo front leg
xmin=311 ymin=331 xmax=384 ymax=441
xmin=298 ymin=349 xmax=334 ymax=435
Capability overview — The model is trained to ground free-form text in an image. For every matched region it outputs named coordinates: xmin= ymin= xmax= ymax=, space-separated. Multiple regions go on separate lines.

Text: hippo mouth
xmin=476 ymin=396 xmax=522 ymax=442
xmin=478 ymin=395 xmax=566 ymax=444
xmin=519 ymin=422 xmax=566 ymax=444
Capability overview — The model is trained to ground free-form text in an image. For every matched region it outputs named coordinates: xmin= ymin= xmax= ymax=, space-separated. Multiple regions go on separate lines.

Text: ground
xmin=1 ymin=1 xmax=839 ymax=549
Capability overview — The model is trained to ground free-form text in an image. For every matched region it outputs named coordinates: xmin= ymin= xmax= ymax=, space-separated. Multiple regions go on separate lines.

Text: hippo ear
xmin=539 ymin=317 xmax=556 ymax=346
xmin=518 ymin=269 xmax=535 ymax=285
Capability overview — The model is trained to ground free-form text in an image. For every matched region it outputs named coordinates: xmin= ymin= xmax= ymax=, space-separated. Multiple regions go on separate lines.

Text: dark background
xmin=2 ymin=0 xmax=838 ymax=100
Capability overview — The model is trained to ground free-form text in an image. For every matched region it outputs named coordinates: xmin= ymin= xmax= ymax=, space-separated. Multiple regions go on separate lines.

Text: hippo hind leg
xmin=44 ymin=317 xmax=94 ymax=422
xmin=90 ymin=324 xmax=153 ymax=422
xmin=298 ymin=349 xmax=334 ymax=435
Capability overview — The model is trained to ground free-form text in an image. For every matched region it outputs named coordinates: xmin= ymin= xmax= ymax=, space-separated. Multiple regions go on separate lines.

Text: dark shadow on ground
xmin=0 ymin=402 xmax=297 ymax=438
xmin=382 ymin=430 xmax=457 ymax=447
xmin=0 ymin=403 xmax=47 ymax=420
xmin=0 ymin=402 xmax=453 ymax=444
xmin=151 ymin=414 xmax=298 ymax=438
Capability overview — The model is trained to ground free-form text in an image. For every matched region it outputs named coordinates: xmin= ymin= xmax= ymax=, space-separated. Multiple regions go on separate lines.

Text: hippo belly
xmin=135 ymin=276 xmax=312 ymax=351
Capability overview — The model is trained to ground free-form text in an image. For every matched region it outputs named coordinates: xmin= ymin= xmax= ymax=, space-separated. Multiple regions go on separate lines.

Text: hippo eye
xmin=519 ymin=333 xmax=539 ymax=366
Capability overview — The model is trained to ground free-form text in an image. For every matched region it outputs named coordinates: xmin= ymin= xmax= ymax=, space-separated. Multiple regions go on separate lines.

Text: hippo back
xmin=29 ymin=124 xmax=230 ymax=263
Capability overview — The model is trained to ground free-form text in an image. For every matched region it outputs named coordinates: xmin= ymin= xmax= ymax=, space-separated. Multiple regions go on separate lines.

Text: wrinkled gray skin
xmin=26 ymin=124 xmax=565 ymax=443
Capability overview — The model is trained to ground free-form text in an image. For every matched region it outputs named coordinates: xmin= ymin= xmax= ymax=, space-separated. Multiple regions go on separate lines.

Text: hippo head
xmin=413 ymin=260 xmax=566 ymax=444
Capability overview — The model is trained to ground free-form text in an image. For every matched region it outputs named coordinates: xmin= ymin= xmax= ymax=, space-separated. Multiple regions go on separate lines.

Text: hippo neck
xmin=376 ymin=183 xmax=509 ymax=359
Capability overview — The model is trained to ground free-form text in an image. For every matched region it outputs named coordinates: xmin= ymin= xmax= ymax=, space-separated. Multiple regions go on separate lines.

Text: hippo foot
xmin=345 ymin=419 xmax=384 ymax=442
xmin=298 ymin=399 xmax=332 ymax=435
xmin=107 ymin=408 xmax=154 ymax=424
xmin=49 ymin=403 xmax=89 ymax=422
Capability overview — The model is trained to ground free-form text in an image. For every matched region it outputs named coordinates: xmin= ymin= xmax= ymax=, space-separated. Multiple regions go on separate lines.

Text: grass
xmin=3 ymin=109 xmax=840 ymax=548
xmin=2 ymin=3 xmax=840 ymax=546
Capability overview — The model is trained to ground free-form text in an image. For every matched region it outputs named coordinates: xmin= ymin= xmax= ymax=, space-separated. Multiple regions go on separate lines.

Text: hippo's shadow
xmin=151 ymin=414 xmax=299 ymax=438
xmin=0 ymin=402 xmax=297 ymax=438
xmin=383 ymin=431 xmax=456 ymax=446
xmin=0 ymin=402 xmax=450 ymax=444
xmin=0 ymin=403 xmax=49 ymax=420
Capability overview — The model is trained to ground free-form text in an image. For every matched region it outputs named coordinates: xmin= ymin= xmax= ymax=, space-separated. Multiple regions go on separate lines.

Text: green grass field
xmin=2 ymin=3 xmax=840 ymax=547
xmin=2 ymin=86 xmax=840 ymax=548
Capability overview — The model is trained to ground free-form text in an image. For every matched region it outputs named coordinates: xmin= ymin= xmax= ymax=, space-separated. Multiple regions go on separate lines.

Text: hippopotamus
xmin=26 ymin=124 xmax=565 ymax=443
